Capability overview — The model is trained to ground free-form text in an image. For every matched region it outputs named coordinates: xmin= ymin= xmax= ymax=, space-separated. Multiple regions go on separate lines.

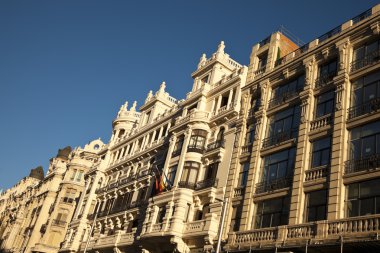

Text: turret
xmin=111 ymin=101 xmax=141 ymax=142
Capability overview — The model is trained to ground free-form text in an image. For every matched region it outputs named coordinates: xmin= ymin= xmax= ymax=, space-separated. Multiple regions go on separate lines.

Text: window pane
xmin=348 ymin=183 xmax=359 ymax=199
xmin=347 ymin=200 xmax=359 ymax=217
xmin=360 ymin=198 xmax=374 ymax=215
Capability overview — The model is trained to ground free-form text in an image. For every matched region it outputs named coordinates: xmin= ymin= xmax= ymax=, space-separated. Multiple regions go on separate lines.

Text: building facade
xmin=2 ymin=4 xmax=380 ymax=253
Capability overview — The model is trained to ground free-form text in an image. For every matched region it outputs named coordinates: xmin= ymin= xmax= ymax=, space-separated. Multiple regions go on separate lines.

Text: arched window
xmin=216 ymin=127 xmax=225 ymax=142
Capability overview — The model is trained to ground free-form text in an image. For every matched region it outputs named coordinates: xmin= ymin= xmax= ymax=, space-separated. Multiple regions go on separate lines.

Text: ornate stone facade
xmin=2 ymin=4 xmax=380 ymax=253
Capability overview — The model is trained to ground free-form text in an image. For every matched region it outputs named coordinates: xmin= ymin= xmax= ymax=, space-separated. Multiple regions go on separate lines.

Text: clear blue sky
xmin=0 ymin=0 xmax=376 ymax=189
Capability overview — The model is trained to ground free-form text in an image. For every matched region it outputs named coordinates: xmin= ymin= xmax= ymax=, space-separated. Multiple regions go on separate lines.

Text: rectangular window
xmin=238 ymin=162 xmax=250 ymax=187
xmin=156 ymin=206 xmax=166 ymax=223
xmin=319 ymin=59 xmax=337 ymax=78
xmin=167 ymin=165 xmax=177 ymax=186
xmin=349 ymin=121 xmax=380 ymax=160
xmin=181 ymin=162 xmax=200 ymax=185
xmin=255 ymin=197 xmax=290 ymax=228
xmin=311 ymin=137 xmax=331 ymax=168
xmin=315 ymin=91 xmax=335 ymax=118
xmin=305 ymin=190 xmax=327 ymax=222
xmin=172 ymin=136 xmax=184 ymax=157
xmin=265 ymin=106 xmax=300 ymax=147
xmin=269 ymin=75 xmax=305 ymax=107
xmin=246 ymin=124 xmax=255 ymax=145
xmin=188 ymin=130 xmax=207 ymax=153
xmin=346 ymin=178 xmax=380 ymax=217
xmin=230 ymin=205 xmax=243 ymax=232
xmin=204 ymin=163 xmax=218 ymax=180
xmin=262 ymin=148 xmax=295 ymax=183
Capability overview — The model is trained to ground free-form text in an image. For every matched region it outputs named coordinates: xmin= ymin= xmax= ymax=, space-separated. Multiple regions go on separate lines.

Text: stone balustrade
xmin=183 ymin=220 xmax=206 ymax=233
xmin=310 ymin=114 xmax=332 ymax=131
xmin=228 ymin=214 xmax=380 ymax=251
xmin=305 ymin=166 xmax=328 ymax=181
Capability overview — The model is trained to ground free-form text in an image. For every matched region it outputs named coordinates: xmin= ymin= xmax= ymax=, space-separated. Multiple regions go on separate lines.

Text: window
xmin=346 ymin=178 xmax=380 ymax=217
xmin=216 ymin=127 xmax=225 ymax=142
xmin=188 ymin=130 xmax=207 ymax=153
xmin=245 ymin=125 xmax=255 ymax=145
xmin=172 ymin=135 xmax=184 ymax=157
xmin=315 ymin=91 xmax=334 ymax=118
xmin=257 ymin=52 xmax=268 ymax=70
xmin=238 ymin=162 xmax=250 ymax=187
xmin=350 ymin=121 xmax=380 ymax=160
xmin=305 ymin=190 xmax=327 ymax=222
xmin=319 ymin=60 xmax=337 ymax=78
xmin=261 ymin=148 xmax=295 ymax=184
xmin=255 ymin=197 xmax=290 ymax=228
xmin=350 ymin=70 xmax=380 ymax=116
xmin=156 ymin=206 xmax=166 ymax=223
xmin=76 ymin=171 xmax=83 ymax=182
xmin=265 ymin=106 xmax=300 ymax=147
xmin=204 ymin=163 xmax=218 ymax=181
xmin=354 ymin=40 xmax=380 ymax=61
xmin=270 ymin=75 xmax=305 ymax=107
xmin=167 ymin=165 xmax=177 ymax=186
xmin=230 ymin=205 xmax=243 ymax=231
xmin=311 ymin=137 xmax=331 ymax=168
xmin=181 ymin=162 xmax=200 ymax=185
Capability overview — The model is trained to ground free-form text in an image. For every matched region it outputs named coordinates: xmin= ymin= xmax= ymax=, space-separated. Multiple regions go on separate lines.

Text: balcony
xmin=174 ymin=110 xmax=209 ymax=128
xmin=305 ymin=165 xmax=328 ymax=181
xmin=347 ymin=98 xmax=380 ymax=120
xmin=211 ymin=103 xmax=238 ymax=120
xmin=183 ymin=220 xmax=206 ymax=234
xmin=187 ymin=146 xmax=204 ymax=154
xmin=314 ymin=71 xmax=337 ymax=89
xmin=345 ymin=154 xmax=380 ymax=174
xmin=351 ymin=50 xmax=380 ymax=72
xmin=195 ymin=178 xmax=218 ymax=190
xmin=255 ymin=177 xmax=292 ymax=194
xmin=262 ymin=129 xmax=298 ymax=148
xmin=233 ymin=186 xmax=245 ymax=198
xmin=206 ymin=140 xmax=225 ymax=151
xmin=51 ymin=219 xmax=67 ymax=227
xmin=178 ymin=181 xmax=196 ymax=190
xmin=228 ymin=214 xmax=380 ymax=252
xmin=241 ymin=144 xmax=252 ymax=155
xmin=310 ymin=114 xmax=333 ymax=131
xmin=268 ymin=90 xmax=301 ymax=109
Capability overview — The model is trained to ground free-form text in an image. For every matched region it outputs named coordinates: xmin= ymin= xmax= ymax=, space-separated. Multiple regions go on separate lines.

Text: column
xmin=327 ymin=38 xmax=351 ymax=220
xmin=227 ymin=89 xmax=234 ymax=108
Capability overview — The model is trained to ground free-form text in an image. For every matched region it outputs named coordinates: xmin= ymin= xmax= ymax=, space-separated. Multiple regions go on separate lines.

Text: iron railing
xmin=347 ymin=98 xmax=380 ymax=119
xmin=195 ymin=178 xmax=218 ymax=190
xmin=314 ymin=70 xmax=337 ymax=89
xmin=262 ymin=129 xmax=298 ymax=148
xmin=206 ymin=140 xmax=225 ymax=151
xmin=52 ymin=219 xmax=67 ymax=227
xmin=351 ymin=50 xmax=380 ymax=72
xmin=268 ymin=89 xmax=301 ymax=108
xmin=345 ymin=154 xmax=380 ymax=174
xmin=255 ymin=177 xmax=293 ymax=194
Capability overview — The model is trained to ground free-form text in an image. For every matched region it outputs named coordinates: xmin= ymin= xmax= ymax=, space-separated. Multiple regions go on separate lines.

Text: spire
xmin=130 ymin=101 xmax=137 ymax=112
xmin=198 ymin=53 xmax=207 ymax=69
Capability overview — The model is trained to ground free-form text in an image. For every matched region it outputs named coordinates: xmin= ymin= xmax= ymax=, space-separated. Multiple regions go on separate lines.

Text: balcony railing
xmin=178 ymin=181 xmax=196 ymax=190
xmin=351 ymin=50 xmax=380 ymax=72
xmin=262 ymin=129 xmax=298 ymax=148
xmin=347 ymin=98 xmax=380 ymax=120
xmin=195 ymin=178 xmax=218 ymax=190
xmin=345 ymin=154 xmax=380 ymax=174
xmin=255 ymin=177 xmax=292 ymax=194
xmin=314 ymin=70 xmax=337 ymax=89
xmin=228 ymin=214 xmax=380 ymax=251
xmin=184 ymin=220 xmax=206 ymax=233
xmin=268 ymin=90 xmax=301 ymax=108
xmin=318 ymin=26 xmax=341 ymax=43
xmin=310 ymin=114 xmax=333 ymax=131
xmin=241 ymin=144 xmax=252 ymax=154
xmin=206 ymin=140 xmax=225 ymax=151
xmin=187 ymin=146 xmax=204 ymax=154
xmin=52 ymin=219 xmax=67 ymax=227
xmin=233 ymin=186 xmax=245 ymax=198
xmin=305 ymin=165 xmax=328 ymax=181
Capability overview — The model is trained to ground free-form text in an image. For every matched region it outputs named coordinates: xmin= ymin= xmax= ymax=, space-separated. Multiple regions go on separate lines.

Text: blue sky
xmin=0 ymin=0 xmax=376 ymax=189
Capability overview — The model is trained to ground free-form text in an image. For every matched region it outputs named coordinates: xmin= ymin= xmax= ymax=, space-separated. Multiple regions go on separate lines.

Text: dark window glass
xmin=315 ymin=91 xmax=335 ymax=118
xmin=271 ymin=75 xmax=305 ymax=101
xmin=262 ymin=148 xmax=295 ymax=183
xmin=188 ymin=130 xmax=207 ymax=152
xmin=351 ymin=70 xmax=380 ymax=107
xmin=311 ymin=137 xmax=331 ymax=168
xmin=346 ymin=178 xmax=380 ymax=217
xmin=255 ymin=197 xmax=290 ymax=228
xmin=238 ymin=162 xmax=250 ymax=187
xmin=350 ymin=121 xmax=380 ymax=160
xmin=306 ymin=190 xmax=327 ymax=222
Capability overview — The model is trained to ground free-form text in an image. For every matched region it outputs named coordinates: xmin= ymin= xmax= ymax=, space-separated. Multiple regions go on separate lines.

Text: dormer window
xmin=201 ymin=75 xmax=209 ymax=84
